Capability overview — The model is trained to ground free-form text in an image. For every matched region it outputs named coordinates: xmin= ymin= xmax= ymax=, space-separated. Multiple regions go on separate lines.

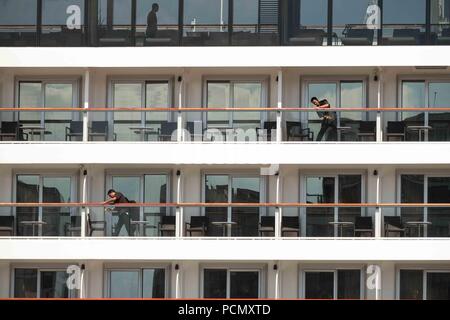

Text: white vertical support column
xmin=376 ymin=67 xmax=383 ymax=142
xmin=176 ymin=170 xmax=183 ymax=237
xmin=83 ymin=69 xmax=90 ymax=142
xmin=375 ymin=170 xmax=382 ymax=238
xmin=174 ymin=263 xmax=181 ymax=298
xmin=80 ymin=167 xmax=88 ymax=238
xmin=274 ymin=262 xmax=281 ymax=299
xmin=274 ymin=171 xmax=282 ymax=238
xmin=176 ymin=74 xmax=184 ymax=142
xmin=276 ymin=69 xmax=283 ymax=143
xmin=79 ymin=264 xmax=86 ymax=298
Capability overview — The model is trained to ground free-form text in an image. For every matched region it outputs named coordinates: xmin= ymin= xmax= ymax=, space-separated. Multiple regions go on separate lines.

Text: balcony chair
xmin=159 ymin=216 xmax=176 ymax=237
xmin=281 ymin=216 xmax=300 ymax=237
xmin=65 ymin=121 xmax=83 ymax=141
xmin=64 ymin=215 xmax=81 ymax=236
xmin=89 ymin=121 xmax=116 ymax=141
xmin=386 ymin=121 xmax=406 ymax=141
xmin=289 ymin=29 xmax=326 ymax=46
xmin=88 ymin=213 xmax=106 ymax=236
xmin=341 ymin=28 xmax=374 ymax=46
xmin=383 ymin=29 xmax=422 ymax=45
xmin=0 ymin=216 xmax=14 ymax=236
xmin=185 ymin=216 xmax=208 ymax=237
xmin=384 ymin=216 xmax=406 ymax=237
xmin=286 ymin=121 xmax=313 ymax=141
xmin=159 ymin=122 xmax=178 ymax=141
xmin=258 ymin=216 xmax=275 ymax=236
xmin=357 ymin=121 xmax=376 ymax=141
xmin=354 ymin=216 xmax=374 ymax=237
xmin=0 ymin=121 xmax=28 ymax=141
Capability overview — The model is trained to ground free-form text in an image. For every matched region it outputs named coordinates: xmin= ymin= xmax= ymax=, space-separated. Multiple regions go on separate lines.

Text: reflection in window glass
xmin=429 ymin=83 xmax=450 ymax=141
xmin=110 ymin=271 xmax=140 ymax=298
xmin=400 ymin=175 xmax=424 ymax=226
xmin=400 ymin=270 xmax=423 ymax=299
xmin=113 ymin=83 xmax=142 ymax=141
xmin=427 ymin=272 xmax=450 ymax=300
xmin=402 ymin=81 xmax=425 ymax=141
xmin=204 ymin=269 xmax=227 ymax=298
xmin=340 ymin=82 xmax=363 ymax=122
xmin=45 ymin=83 xmax=74 ymax=141
xmin=306 ymin=177 xmax=334 ymax=237
xmin=305 ymin=272 xmax=334 ymax=299
xmin=14 ymin=269 xmax=38 ymax=298
xmin=233 ymin=83 xmax=261 ymax=124
xmin=143 ymin=269 xmax=165 ymax=298
xmin=0 ymin=0 xmax=37 ymax=46
xmin=144 ymin=175 xmax=168 ymax=236
xmin=337 ymin=270 xmax=360 ymax=299
xmin=230 ymin=271 xmax=259 ymax=298
xmin=19 ymin=82 xmax=42 ymax=123
xmin=428 ymin=177 xmax=450 ymax=237
xmin=383 ymin=0 xmax=426 ymax=24
xmin=16 ymin=175 xmax=39 ymax=236
xmin=207 ymin=82 xmax=230 ymax=127
xmin=299 ymin=0 xmax=328 ymax=27
xmin=146 ymin=82 xmax=169 ymax=123
xmin=40 ymin=271 xmax=69 ymax=298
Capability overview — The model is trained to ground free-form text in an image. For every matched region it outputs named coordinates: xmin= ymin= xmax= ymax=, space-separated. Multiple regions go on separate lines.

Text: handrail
xmin=1 ymin=202 xmax=450 ymax=208
xmin=2 ymin=107 xmax=450 ymax=112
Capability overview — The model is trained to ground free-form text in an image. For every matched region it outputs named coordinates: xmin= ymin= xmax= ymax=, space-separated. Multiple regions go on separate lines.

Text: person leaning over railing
xmin=103 ymin=189 xmax=133 ymax=236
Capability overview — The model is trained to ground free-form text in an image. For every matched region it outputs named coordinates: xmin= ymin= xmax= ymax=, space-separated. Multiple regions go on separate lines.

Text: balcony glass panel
xmin=402 ymin=81 xmax=426 ymax=141
xmin=144 ymin=175 xmax=168 ymax=237
xmin=183 ymin=0 xmax=229 ymax=46
xmin=428 ymin=177 xmax=450 ymax=237
xmin=40 ymin=271 xmax=70 ymax=298
xmin=337 ymin=270 xmax=361 ymax=299
xmin=382 ymin=0 xmax=427 ymax=45
xmin=0 ymin=0 xmax=37 ymax=46
xmin=400 ymin=270 xmax=423 ymax=299
xmin=304 ymin=271 xmax=334 ymax=299
xmin=207 ymin=82 xmax=230 ymax=129
xmin=203 ymin=269 xmax=227 ymax=298
xmin=16 ymin=175 xmax=39 ymax=236
xmin=113 ymin=83 xmax=142 ymax=141
xmin=142 ymin=268 xmax=166 ymax=298
xmin=19 ymin=82 xmax=41 ymax=131
xmin=431 ymin=0 xmax=450 ymax=45
xmin=98 ymin=0 xmax=133 ymax=46
xmin=333 ymin=0 xmax=376 ymax=46
xmin=338 ymin=175 xmax=362 ymax=237
xmin=428 ymin=82 xmax=450 ymax=141
xmin=42 ymin=176 xmax=72 ymax=236
xmin=306 ymin=83 xmax=337 ymax=142
xmin=136 ymin=0 xmax=179 ymax=46
xmin=145 ymin=82 xmax=170 ymax=141
xmin=44 ymin=83 xmax=74 ymax=141
xmin=41 ymin=0 xmax=85 ymax=46
xmin=400 ymin=175 xmax=424 ymax=237
xmin=232 ymin=0 xmax=279 ymax=46
xmin=339 ymin=81 xmax=365 ymax=141
xmin=286 ymin=0 xmax=328 ymax=46
xmin=14 ymin=269 xmax=38 ymax=298
xmin=427 ymin=272 xmax=450 ymax=299
xmin=205 ymin=175 xmax=228 ymax=236
xmin=109 ymin=270 xmax=140 ymax=298
xmin=306 ymin=176 xmax=334 ymax=237
xmin=231 ymin=177 xmax=260 ymax=237
xmin=230 ymin=271 xmax=259 ymax=298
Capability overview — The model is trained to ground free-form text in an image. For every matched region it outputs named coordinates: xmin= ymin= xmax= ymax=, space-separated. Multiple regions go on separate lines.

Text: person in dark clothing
xmin=311 ymin=97 xmax=337 ymax=141
xmin=146 ymin=3 xmax=159 ymax=38
xmin=104 ymin=189 xmax=132 ymax=236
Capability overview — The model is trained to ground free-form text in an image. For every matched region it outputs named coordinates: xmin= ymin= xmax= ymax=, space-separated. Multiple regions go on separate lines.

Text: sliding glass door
xmin=205 ymin=174 xmax=262 ymax=237
xmin=111 ymin=80 xmax=170 ymax=141
xmin=203 ymin=268 xmax=260 ymax=298
xmin=18 ymin=80 xmax=79 ymax=141
xmin=15 ymin=174 xmax=75 ymax=236
xmin=305 ymin=174 xmax=363 ymax=237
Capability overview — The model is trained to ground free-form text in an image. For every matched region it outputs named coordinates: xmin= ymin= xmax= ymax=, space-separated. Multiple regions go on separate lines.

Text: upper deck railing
xmin=1 ymin=107 xmax=450 ymax=143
